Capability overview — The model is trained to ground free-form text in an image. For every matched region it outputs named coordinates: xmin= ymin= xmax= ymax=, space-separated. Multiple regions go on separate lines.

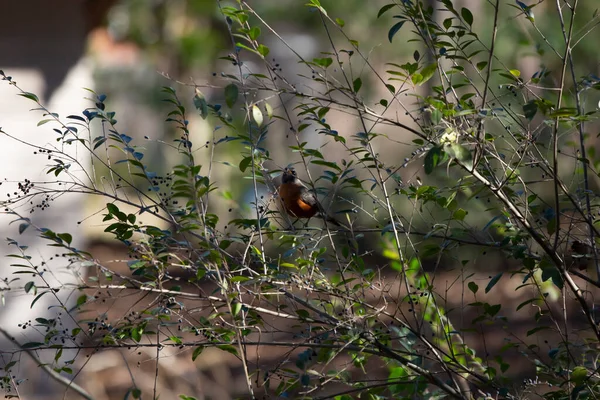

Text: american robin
xmin=570 ymin=240 xmax=596 ymax=270
xmin=278 ymin=167 xmax=341 ymax=226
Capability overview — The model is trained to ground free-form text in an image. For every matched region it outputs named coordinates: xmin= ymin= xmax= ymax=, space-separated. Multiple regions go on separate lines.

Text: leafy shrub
xmin=2 ymin=0 xmax=600 ymax=399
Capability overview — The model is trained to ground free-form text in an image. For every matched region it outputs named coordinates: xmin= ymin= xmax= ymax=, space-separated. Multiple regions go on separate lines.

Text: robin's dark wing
xmin=299 ymin=190 xmax=318 ymax=207
xmin=300 ymin=190 xmax=342 ymax=225
xmin=279 ymin=183 xmax=316 ymax=218
xmin=290 ymin=189 xmax=317 ymax=217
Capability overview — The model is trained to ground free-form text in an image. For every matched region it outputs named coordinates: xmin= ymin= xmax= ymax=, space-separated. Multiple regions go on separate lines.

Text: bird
xmin=570 ymin=240 xmax=596 ymax=270
xmin=278 ymin=167 xmax=341 ymax=226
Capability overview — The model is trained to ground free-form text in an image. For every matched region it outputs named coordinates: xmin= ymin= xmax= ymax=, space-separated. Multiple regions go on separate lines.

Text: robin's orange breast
xmin=279 ymin=183 xmax=318 ymax=218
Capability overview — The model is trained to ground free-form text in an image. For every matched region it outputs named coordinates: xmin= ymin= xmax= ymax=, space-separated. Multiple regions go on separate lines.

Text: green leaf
xmin=248 ymin=26 xmax=261 ymax=40
xmin=25 ymin=281 xmax=35 ymax=293
xmin=57 ymin=233 xmax=72 ymax=245
xmin=383 ymin=248 xmax=400 ymax=261
xmin=468 ymin=281 xmax=478 ymax=294
xmin=377 ymin=4 xmax=396 ymax=18
xmin=21 ymin=342 xmax=44 ymax=349
xmin=193 ymin=89 xmax=209 ymax=119
xmin=318 ymin=106 xmax=330 ymax=119
xmin=131 ymin=325 xmax=144 ymax=342
xmin=233 ymin=302 xmax=242 ymax=317
xmin=424 ymin=145 xmax=444 ymax=174
xmin=430 ymin=108 xmax=442 ymax=125
xmin=549 ymin=107 xmax=577 ymax=118
xmin=387 ymin=21 xmax=406 ymax=42
xmin=313 ymin=57 xmax=333 ymax=68
xmin=3 ymin=361 xmax=16 ymax=370
xmin=18 ymin=223 xmax=29 ymax=234
xmin=484 ymin=303 xmax=501 ymax=317
xmin=224 ymin=84 xmax=239 ymax=108
xmin=18 ymin=92 xmax=40 ymax=103
xmin=485 ymin=273 xmax=503 ymax=293
xmin=461 ymin=7 xmax=473 ymax=26
xmin=239 ymin=157 xmax=252 ymax=173
xmin=217 ymin=345 xmax=238 ymax=356
xmin=353 ymin=77 xmax=362 ymax=93
xmin=257 ymin=44 xmax=270 ymax=57
xmin=230 ymin=276 xmax=251 ymax=282
xmin=310 ymin=160 xmax=342 ymax=170
xmin=546 ymin=218 xmax=556 ymax=235
xmin=527 ymin=326 xmax=549 ymax=336
xmin=335 ymin=18 xmax=345 ymax=27
xmin=453 ymin=208 xmax=467 ymax=221
xmin=446 ymin=143 xmax=473 ymax=170
xmin=252 ymin=105 xmax=263 ymax=127
xmin=523 ymin=100 xmax=538 ymax=120
xmin=265 ymin=102 xmax=273 ymax=118
xmin=192 ymin=346 xmax=204 ymax=361
xmin=541 ymin=266 xmax=563 ymax=289
xmin=571 ymin=366 xmax=588 ymax=385
xmin=411 ymin=73 xmax=423 ymax=85
xmin=30 ymin=291 xmax=48 ymax=308
xmin=419 ymin=63 xmax=438 ymax=85
xmin=76 ymin=294 xmax=87 ymax=307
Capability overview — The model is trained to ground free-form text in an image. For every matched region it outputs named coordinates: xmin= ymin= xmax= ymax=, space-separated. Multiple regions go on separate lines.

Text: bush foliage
xmin=2 ymin=0 xmax=600 ymax=399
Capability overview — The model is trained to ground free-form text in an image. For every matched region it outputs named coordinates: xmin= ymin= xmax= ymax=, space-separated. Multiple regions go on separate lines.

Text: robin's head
xmin=281 ymin=167 xmax=298 ymax=184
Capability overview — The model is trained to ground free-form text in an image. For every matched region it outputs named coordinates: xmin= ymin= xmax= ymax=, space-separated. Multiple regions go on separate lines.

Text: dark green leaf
xmin=240 ymin=157 xmax=252 ymax=172
xmin=57 ymin=233 xmax=72 ymax=245
xmin=424 ymin=145 xmax=444 ymax=174
xmin=217 ymin=345 xmax=238 ymax=356
xmin=224 ymin=84 xmax=239 ymax=108
xmin=353 ymin=77 xmax=362 ymax=93
xmin=461 ymin=7 xmax=473 ymax=26
xmin=377 ymin=4 xmax=396 ymax=18
xmin=192 ymin=346 xmax=204 ymax=361
xmin=18 ymin=223 xmax=29 ymax=234
xmin=25 ymin=281 xmax=34 ymax=293
xmin=484 ymin=303 xmax=501 ymax=317
xmin=485 ymin=273 xmax=502 ymax=293
xmin=18 ymin=92 xmax=40 ymax=103
xmin=468 ymin=281 xmax=478 ymax=294
xmin=541 ymin=266 xmax=563 ymax=289
xmin=21 ymin=342 xmax=44 ymax=349
xmin=388 ymin=21 xmax=406 ymax=42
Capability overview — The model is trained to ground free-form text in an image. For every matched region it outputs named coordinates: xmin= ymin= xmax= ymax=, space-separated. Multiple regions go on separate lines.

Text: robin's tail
xmin=318 ymin=213 xmax=343 ymax=227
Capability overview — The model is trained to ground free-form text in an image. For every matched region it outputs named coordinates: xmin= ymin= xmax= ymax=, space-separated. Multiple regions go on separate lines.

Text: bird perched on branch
xmin=278 ymin=167 xmax=341 ymax=226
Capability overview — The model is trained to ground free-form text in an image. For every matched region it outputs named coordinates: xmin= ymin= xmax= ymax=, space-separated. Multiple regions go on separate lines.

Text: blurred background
xmin=1 ymin=0 xmax=600 ymax=399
